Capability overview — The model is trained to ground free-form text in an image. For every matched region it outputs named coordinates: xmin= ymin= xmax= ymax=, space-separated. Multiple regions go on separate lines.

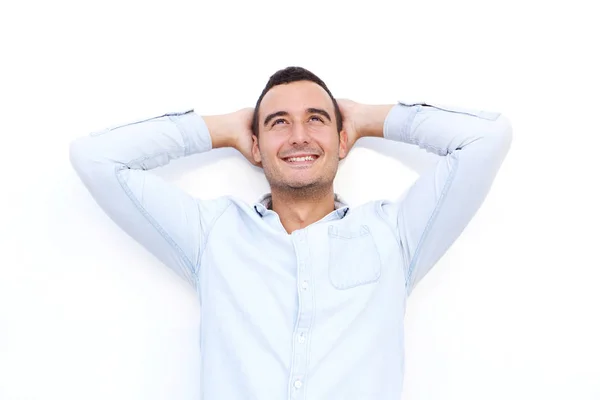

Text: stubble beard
xmin=264 ymin=161 xmax=338 ymax=202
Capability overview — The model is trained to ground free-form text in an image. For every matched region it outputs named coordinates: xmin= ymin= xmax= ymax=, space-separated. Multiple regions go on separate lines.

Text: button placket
xmin=298 ymin=332 xmax=306 ymax=344
xmin=288 ymin=230 xmax=313 ymax=399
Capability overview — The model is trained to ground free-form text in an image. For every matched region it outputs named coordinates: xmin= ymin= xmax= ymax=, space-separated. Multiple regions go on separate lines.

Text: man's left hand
xmin=337 ymin=98 xmax=363 ymax=154
xmin=337 ymin=99 xmax=394 ymax=155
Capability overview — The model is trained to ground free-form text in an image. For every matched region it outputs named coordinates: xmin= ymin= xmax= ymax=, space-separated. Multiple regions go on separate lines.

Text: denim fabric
xmin=69 ymin=100 xmax=512 ymax=400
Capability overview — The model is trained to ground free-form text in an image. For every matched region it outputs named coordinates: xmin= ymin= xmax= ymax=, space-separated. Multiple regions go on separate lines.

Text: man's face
xmin=252 ymin=81 xmax=348 ymax=194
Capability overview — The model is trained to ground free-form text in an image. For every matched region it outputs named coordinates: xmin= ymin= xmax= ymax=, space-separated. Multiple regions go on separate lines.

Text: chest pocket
xmin=328 ymin=224 xmax=382 ymax=290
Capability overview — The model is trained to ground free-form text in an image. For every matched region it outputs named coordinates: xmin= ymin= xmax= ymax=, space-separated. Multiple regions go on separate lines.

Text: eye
xmin=309 ymin=115 xmax=324 ymax=123
xmin=272 ymin=118 xmax=287 ymax=126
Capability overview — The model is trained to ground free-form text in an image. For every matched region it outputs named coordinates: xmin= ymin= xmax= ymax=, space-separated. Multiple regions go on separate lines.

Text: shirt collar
xmin=253 ymin=193 xmax=350 ymax=219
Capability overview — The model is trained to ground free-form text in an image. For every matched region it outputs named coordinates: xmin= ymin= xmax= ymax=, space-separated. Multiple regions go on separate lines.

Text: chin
xmin=264 ymin=166 xmax=335 ymax=193
xmin=286 ymin=178 xmax=331 ymax=192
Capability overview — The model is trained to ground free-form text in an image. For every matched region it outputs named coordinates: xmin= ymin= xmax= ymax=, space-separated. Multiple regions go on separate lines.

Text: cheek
xmin=260 ymin=138 xmax=284 ymax=160
xmin=321 ymin=137 xmax=341 ymax=156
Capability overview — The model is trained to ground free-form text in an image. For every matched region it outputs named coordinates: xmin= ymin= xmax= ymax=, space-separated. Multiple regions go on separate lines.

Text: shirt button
xmin=298 ymin=333 xmax=306 ymax=343
xmin=301 ymin=281 xmax=308 ymax=290
xmin=294 ymin=380 xmax=303 ymax=389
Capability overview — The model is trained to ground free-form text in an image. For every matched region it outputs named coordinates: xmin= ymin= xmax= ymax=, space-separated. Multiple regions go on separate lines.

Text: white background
xmin=1 ymin=0 xmax=599 ymax=399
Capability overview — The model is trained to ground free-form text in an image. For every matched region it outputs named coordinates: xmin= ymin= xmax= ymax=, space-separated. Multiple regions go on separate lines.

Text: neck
xmin=270 ymin=187 xmax=336 ymax=234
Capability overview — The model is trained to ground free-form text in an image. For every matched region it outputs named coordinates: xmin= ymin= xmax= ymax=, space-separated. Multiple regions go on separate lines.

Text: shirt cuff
xmin=383 ymin=102 xmax=420 ymax=143
xmin=173 ymin=111 xmax=214 ymax=155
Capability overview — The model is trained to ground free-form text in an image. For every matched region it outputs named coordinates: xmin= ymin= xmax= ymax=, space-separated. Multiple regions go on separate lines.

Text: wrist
xmin=203 ymin=113 xmax=237 ymax=149
xmin=358 ymin=104 xmax=395 ymax=138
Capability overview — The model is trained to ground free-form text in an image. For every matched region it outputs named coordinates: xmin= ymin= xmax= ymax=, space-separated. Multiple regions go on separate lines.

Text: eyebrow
xmin=263 ymin=108 xmax=332 ymax=127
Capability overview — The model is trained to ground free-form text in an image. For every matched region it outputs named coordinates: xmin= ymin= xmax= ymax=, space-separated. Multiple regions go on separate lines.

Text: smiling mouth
xmin=282 ymin=155 xmax=320 ymax=165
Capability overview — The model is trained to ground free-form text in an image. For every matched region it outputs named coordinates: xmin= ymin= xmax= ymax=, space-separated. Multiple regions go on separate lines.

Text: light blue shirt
xmin=69 ymin=100 xmax=512 ymax=400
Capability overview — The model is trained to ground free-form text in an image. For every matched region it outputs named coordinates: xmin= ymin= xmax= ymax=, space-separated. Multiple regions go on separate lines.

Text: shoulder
xmin=205 ymin=195 xmax=263 ymax=219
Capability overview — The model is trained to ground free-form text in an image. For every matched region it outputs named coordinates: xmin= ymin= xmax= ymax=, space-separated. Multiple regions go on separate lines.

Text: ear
xmin=252 ymin=134 xmax=262 ymax=164
xmin=338 ymin=129 xmax=349 ymax=160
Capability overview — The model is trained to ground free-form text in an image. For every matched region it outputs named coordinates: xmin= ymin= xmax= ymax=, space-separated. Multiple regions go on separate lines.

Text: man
xmin=69 ymin=66 xmax=512 ymax=399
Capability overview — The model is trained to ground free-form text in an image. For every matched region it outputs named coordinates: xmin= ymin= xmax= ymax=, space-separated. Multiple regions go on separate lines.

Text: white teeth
xmin=287 ymin=156 xmax=315 ymax=162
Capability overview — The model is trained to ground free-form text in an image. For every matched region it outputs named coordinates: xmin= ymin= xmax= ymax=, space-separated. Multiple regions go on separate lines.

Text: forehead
xmin=260 ymin=80 xmax=333 ymax=117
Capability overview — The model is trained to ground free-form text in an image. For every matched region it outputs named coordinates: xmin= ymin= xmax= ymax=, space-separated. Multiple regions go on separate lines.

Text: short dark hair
xmin=251 ymin=66 xmax=343 ymax=137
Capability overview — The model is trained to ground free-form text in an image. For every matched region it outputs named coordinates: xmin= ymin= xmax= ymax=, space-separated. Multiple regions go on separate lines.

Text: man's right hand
xmin=203 ymin=108 xmax=261 ymax=167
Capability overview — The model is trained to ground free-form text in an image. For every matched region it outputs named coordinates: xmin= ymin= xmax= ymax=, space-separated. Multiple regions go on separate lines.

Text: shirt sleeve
xmin=379 ymin=101 xmax=513 ymax=295
xmin=69 ymin=109 xmax=231 ymax=290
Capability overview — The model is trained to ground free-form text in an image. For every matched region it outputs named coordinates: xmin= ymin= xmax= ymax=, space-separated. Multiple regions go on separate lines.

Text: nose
xmin=288 ymin=122 xmax=311 ymax=145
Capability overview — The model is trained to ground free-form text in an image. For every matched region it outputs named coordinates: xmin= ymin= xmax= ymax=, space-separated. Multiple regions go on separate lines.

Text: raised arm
xmin=340 ymin=99 xmax=512 ymax=295
xmin=69 ymin=108 xmax=255 ymax=290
